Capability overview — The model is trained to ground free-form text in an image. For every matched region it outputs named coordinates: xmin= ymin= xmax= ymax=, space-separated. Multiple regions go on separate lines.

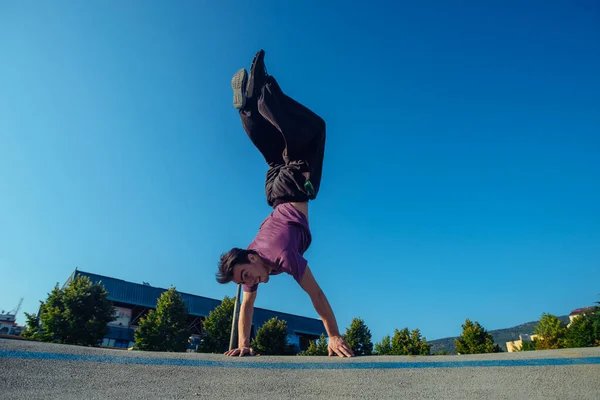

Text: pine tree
xmin=390 ymin=328 xmax=431 ymax=355
xmin=21 ymin=276 xmax=115 ymax=346
xmin=565 ymin=304 xmax=600 ymax=348
xmin=343 ymin=318 xmax=373 ymax=356
xmin=197 ymin=296 xmax=235 ymax=353
xmin=565 ymin=314 xmax=596 ymax=348
xmin=299 ymin=333 xmax=329 ymax=356
xmin=21 ymin=312 xmax=44 ymax=340
xmin=374 ymin=335 xmax=392 ymax=355
xmin=455 ymin=319 xmax=501 ymax=354
xmin=534 ymin=313 xmax=567 ymax=350
xmin=134 ymin=287 xmax=189 ymax=352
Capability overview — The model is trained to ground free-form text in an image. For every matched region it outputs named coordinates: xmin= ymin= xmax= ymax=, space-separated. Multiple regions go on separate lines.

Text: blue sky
xmin=1 ymin=1 xmax=599 ymax=344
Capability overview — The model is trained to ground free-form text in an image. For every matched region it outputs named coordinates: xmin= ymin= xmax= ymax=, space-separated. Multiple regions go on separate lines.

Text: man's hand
xmin=328 ymin=335 xmax=355 ymax=357
xmin=224 ymin=347 xmax=255 ymax=357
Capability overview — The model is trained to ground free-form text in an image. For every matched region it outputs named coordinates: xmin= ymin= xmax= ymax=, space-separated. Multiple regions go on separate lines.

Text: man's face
xmin=232 ymin=253 xmax=270 ymax=286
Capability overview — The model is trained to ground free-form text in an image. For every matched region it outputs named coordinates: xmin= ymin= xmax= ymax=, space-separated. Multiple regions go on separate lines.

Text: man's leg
xmin=232 ymin=68 xmax=285 ymax=168
xmin=258 ymin=77 xmax=325 ymax=165
xmin=232 ymin=65 xmax=290 ymax=208
xmin=250 ymin=51 xmax=327 ymax=199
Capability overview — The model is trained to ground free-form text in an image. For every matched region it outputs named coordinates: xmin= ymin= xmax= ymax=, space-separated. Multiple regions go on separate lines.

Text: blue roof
xmin=67 ymin=269 xmax=325 ymax=336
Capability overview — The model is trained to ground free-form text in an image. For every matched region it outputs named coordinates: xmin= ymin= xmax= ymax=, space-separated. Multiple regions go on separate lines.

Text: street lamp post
xmin=228 ymin=284 xmax=242 ymax=351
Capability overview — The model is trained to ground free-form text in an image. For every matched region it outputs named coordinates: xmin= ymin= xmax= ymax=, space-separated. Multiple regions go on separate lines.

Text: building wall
xmin=0 ymin=322 xmax=23 ymax=336
xmin=568 ymin=312 xmax=585 ymax=327
xmin=506 ymin=334 xmax=538 ymax=352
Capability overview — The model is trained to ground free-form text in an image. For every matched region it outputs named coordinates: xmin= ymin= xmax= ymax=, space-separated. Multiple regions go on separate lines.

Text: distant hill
xmin=428 ymin=315 xmax=571 ymax=354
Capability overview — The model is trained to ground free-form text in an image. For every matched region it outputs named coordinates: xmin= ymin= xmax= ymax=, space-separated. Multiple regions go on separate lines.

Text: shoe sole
xmin=231 ymin=68 xmax=248 ymax=109
xmin=249 ymin=50 xmax=265 ymax=75
xmin=247 ymin=50 xmax=265 ymax=97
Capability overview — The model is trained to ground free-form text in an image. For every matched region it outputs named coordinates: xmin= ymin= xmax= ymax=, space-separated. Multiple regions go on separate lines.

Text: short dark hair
xmin=216 ymin=248 xmax=258 ymax=284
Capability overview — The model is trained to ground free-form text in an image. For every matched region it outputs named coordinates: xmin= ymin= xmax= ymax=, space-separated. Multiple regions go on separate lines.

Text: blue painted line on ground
xmin=1 ymin=350 xmax=600 ymax=369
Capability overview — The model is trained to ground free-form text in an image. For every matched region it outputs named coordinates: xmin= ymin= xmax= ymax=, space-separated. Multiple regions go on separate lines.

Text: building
xmin=65 ymin=269 xmax=326 ymax=351
xmin=0 ymin=312 xmax=24 ymax=336
xmin=506 ymin=306 xmax=599 ymax=351
xmin=506 ymin=334 xmax=539 ymax=352
xmin=568 ymin=307 xmax=596 ymax=327
xmin=0 ymin=298 xmax=24 ymax=336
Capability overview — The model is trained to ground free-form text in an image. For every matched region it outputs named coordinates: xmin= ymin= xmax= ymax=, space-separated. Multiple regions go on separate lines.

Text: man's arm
xmin=238 ymin=289 xmax=256 ymax=347
xmin=299 ymin=265 xmax=354 ymax=357
xmin=224 ymin=288 xmax=256 ymax=357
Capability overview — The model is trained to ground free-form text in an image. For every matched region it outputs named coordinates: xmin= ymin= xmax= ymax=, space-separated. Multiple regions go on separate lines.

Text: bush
xmin=251 ymin=317 xmax=290 ymax=355
xmin=134 ymin=287 xmax=189 ymax=352
xmin=515 ymin=339 xmax=537 ymax=352
xmin=299 ymin=333 xmax=328 ymax=356
xmin=197 ymin=296 xmax=235 ymax=353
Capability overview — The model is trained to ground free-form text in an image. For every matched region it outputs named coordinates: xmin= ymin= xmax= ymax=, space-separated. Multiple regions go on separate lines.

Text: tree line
xmin=20 ymin=276 xmax=600 ymax=355
xmin=513 ymin=310 xmax=600 ymax=351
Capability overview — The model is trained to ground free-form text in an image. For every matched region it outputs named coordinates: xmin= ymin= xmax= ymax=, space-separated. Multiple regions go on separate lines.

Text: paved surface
xmin=1 ymin=339 xmax=599 ymax=399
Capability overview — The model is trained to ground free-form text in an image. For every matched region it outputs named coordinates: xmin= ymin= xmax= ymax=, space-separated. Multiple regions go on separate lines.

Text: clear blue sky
xmin=1 ymin=1 xmax=599 ymax=343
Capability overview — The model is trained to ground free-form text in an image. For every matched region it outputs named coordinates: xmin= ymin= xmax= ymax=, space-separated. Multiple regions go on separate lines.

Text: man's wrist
xmin=322 ymin=321 xmax=340 ymax=338
xmin=326 ymin=329 xmax=340 ymax=338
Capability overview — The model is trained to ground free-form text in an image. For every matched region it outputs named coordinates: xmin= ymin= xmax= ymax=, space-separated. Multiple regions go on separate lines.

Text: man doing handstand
xmin=216 ymin=50 xmax=354 ymax=358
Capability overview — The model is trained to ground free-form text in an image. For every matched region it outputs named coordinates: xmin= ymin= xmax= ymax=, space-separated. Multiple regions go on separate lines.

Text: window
xmin=114 ymin=340 xmax=129 ymax=348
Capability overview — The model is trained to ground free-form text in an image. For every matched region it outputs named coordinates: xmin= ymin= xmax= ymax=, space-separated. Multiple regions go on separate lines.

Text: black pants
xmin=239 ymin=75 xmax=326 ymax=208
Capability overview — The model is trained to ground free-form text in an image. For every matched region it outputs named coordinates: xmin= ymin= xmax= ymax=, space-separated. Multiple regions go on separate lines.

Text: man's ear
xmin=248 ymin=253 xmax=258 ymax=263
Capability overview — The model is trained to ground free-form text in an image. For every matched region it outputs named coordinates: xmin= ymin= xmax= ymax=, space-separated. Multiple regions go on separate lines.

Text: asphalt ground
xmin=1 ymin=338 xmax=599 ymax=399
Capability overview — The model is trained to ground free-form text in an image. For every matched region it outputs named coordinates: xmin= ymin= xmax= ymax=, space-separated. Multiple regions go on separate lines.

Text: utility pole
xmin=228 ymin=284 xmax=242 ymax=351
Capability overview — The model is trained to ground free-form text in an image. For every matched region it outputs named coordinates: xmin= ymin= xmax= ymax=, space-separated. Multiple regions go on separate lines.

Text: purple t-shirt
xmin=243 ymin=203 xmax=312 ymax=292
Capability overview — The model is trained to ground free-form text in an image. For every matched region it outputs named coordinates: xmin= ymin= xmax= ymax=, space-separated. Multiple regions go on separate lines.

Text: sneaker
xmin=231 ymin=68 xmax=248 ymax=109
xmin=246 ymin=49 xmax=267 ymax=98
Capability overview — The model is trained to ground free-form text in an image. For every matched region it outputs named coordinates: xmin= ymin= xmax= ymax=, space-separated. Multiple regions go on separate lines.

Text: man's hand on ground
xmin=224 ymin=347 xmax=255 ymax=357
xmin=328 ymin=335 xmax=355 ymax=358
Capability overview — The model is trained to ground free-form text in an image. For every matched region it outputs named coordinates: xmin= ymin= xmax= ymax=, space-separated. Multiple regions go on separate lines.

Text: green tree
xmin=134 ymin=287 xmax=189 ymax=352
xmin=251 ymin=317 xmax=291 ymax=355
xmin=455 ymin=319 xmax=501 ymax=354
xmin=21 ymin=312 xmax=46 ymax=340
xmin=534 ymin=313 xmax=567 ymax=350
xmin=343 ymin=318 xmax=373 ymax=356
xmin=515 ymin=339 xmax=537 ymax=352
xmin=197 ymin=296 xmax=235 ymax=353
xmin=390 ymin=328 xmax=431 ymax=355
xmin=565 ymin=314 xmax=597 ymax=348
xmin=374 ymin=335 xmax=392 ymax=355
xmin=592 ymin=301 xmax=600 ymax=346
xmin=299 ymin=333 xmax=328 ymax=356
xmin=20 ymin=276 xmax=115 ymax=346
xmin=565 ymin=304 xmax=600 ymax=348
